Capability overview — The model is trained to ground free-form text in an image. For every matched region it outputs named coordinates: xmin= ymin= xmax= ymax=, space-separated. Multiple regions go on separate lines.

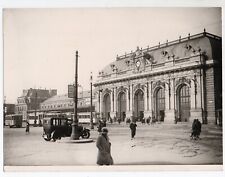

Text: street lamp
xmin=34 ymin=91 xmax=37 ymax=126
xmin=70 ymin=51 xmax=80 ymax=140
xmin=90 ymin=72 xmax=94 ymax=129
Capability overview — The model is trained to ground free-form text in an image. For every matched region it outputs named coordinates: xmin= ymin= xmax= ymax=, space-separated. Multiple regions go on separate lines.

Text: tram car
xmin=5 ymin=114 xmax=23 ymax=128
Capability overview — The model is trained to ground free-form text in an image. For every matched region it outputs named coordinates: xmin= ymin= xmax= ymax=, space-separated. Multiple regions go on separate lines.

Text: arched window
xmin=155 ymin=88 xmax=165 ymax=121
xmin=118 ymin=92 xmax=126 ymax=121
xmin=134 ymin=89 xmax=144 ymax=121
xmin=103 ymin=93 xmax=111 ymax=120
xmin=177 ymin=84 xmax=190 ymax=122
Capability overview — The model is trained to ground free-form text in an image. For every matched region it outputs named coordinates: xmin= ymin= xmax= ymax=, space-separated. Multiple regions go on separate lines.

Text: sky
xmin=3 ymin=7 xmax=222 ymax=104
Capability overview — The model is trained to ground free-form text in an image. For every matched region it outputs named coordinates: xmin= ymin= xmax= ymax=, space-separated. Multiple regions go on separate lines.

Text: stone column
xmin=126 ymin=87 xmax=129 ymax=111
xmin=99 ymin=91 xmax=102 ymax=117
xmin=165 ymin=81 xmax=170 ymax=110
xmin=170 ymin=79 xmax=175 ymax=110
xmin=144 ymin=83 xmax=148 ymax=110
xmin=144 ymin=82 xmax=151 ymax=118
xmin=190 ymin=74 xmax=203 ymax=123
xmin=148 ymin=81 xmax=153 ymax=117
xmin=126 ymin=85 xmax=133 ymax=118
xmin=164 ymin=79 xmax=175 ymax=123
xmin=110 ymin=88 xmax=116 ymax=118
xmin=113 ymin=87 xmax=117 ymax=117
xmin=190 ymin=78 xmax=196 ymax=109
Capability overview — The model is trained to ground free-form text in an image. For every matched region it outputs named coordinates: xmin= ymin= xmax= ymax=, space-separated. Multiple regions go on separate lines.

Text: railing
xmin=152 ymin=63 xmax=165 ymax=68
xmin=175 ymin=58 xmax=190 ymax=64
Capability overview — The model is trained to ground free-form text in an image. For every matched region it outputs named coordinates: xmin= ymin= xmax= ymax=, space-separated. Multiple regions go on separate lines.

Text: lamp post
xmin=70 ymin=51 xmax=79 ymax=140
xmin=90 ymin=72 xmax=94 ymax=129
xmin=34 ymin=91 xmax=37 ymax=126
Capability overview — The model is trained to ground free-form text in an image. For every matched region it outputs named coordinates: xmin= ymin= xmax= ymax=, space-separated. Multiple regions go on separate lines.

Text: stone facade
xmin=94 ymin=31 xmax=222 ymax=124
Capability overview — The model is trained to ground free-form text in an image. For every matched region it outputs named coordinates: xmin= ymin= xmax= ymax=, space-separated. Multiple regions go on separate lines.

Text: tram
xmin=5 ymin=114 xmax=23 ymax=128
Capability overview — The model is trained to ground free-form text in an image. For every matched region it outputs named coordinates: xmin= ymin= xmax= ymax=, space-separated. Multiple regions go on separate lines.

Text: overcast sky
xmin=3 ymin=7 xmax=221 ymax=103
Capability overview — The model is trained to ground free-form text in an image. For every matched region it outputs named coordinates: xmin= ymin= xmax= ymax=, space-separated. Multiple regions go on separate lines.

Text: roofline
xmin=116 ymin=31 xmax=221 ymax=61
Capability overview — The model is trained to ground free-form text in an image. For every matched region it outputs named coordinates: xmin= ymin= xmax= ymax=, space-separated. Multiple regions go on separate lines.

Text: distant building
xmin=3 ymin=103 xmax=15 ymax=125
xmin=94 ymin=30 xmax=222 ymax=124
xmin=15 ymin=88 xmax=57 ymax=120
xmin=40 ymin=90 xmax=97 ymax=113
xmin=4 ymin=103 xmax=15 ymax=115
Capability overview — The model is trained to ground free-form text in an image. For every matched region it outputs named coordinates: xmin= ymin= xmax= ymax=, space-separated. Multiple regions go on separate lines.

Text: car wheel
xmin=43 ymin=134 xmax=51 ymax=141
xmin=82 ymin=131 xmax=90 ymax=139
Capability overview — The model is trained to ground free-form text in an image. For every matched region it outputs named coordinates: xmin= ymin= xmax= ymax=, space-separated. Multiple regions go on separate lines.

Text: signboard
xmin=68 ymin=85 xmax=75 ymax=98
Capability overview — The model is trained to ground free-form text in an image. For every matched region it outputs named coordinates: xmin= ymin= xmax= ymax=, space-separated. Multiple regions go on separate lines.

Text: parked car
xmin=42 ymin=116 xmax=90 ymax=141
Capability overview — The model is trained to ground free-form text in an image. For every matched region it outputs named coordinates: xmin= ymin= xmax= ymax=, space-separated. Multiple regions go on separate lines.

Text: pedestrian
xmin=146 ymin=116 xmax=151 ymax=125
xmin=118 ymin=117 xmax=121 ymax=124
xmin=151 ymin=115 xmax=156 ymax=125
xmin=196 ymin=119 xmax=202 ymax=139
xmin=190 ymin=119 xmax=199 ymax=140
xmin=25 ymin=121 xmax=30 ymax=134
xmin=110 ymin=117 xmax=113 ymax=124
xmin=129 ymin=121 xmax=137 ymax=140
xmin=96 ymin=127 xmax=114 ymax=165
xmin=97 ymin=120 xmax=103 ymax=133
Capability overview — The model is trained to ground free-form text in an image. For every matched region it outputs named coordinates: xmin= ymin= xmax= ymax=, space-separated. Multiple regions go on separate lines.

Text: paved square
xmin=4 ymin=123 xmax=222 ymax=166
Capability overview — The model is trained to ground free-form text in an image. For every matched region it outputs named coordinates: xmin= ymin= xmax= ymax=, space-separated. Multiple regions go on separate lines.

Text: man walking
xmin=129 ymin=121 xmax=137 ymax=140
xmin=96 ymin=127 xmax=114 ymax=165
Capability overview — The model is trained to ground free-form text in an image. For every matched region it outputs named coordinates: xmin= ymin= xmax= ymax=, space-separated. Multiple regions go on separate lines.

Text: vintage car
xmin=42 ymin=116 xmax=90 ymax=141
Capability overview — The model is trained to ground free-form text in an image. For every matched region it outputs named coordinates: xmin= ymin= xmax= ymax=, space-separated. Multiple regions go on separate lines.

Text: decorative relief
xmin=152 ymin=80 xmax=165 ymax=89
xmin=175 ymin=77 xmax=191 ymax=87
xmin=184 ymin=43 xmax=202 ymax=56
xmin=102 ymin=88 xmax=111 ymax=96
xmin=117 ymin=86 xmax=127 ymax=94
xmin=143 ymin=52 xmax=157 ymax=64
xmin=134 ymin=83 xmax=145 ymax=92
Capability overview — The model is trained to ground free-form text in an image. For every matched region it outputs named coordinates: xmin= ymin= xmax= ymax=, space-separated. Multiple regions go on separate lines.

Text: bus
xmin=5 ymin=114 xmax=23 ymax=128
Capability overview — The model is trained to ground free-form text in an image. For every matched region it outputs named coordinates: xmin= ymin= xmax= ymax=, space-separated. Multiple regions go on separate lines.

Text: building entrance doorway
xmin=155 ymin=88 xmax=165 ymax=121
xmin=118 ymin=92 xmax=126 ymax=121
xmin=177 ymin=84 xmax=190 ymax=122
xmin=103 ymin=93 xmax=111 ymax=121
xmin=134 ymin=89 xmax=144 ymax=121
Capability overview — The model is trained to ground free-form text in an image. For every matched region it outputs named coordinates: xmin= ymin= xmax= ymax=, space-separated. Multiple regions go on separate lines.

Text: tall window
xmin=134 ymin=89 xmax=144 ymax=120
xmin=155 ymin=88 xmax=165 ymax=121
xmin=178 ymin=84 xmax=190 ymax=122
xmin=118 ymin=92 xmax=126 ymax=121
xmin=103 ymin=93 xmax=111 ymax=120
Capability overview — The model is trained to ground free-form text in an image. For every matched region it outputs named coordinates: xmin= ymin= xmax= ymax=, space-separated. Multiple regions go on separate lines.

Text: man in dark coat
xmin=25 ymin=121 xmax=30 ymax=134
xmin=196 ymin=119 xmax=202 ymax=139
xmin=129 ymin=122 xmax=137 ymax=140
xmin=191 ymin=119 xmax=200 ymax=140
xmin=96 ymin=127 xmax=113 ymax=165
xmin=97 ymin=120 xmax=103 ymax=133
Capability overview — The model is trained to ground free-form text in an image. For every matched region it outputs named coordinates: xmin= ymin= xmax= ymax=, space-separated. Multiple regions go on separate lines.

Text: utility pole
xmin=90 ymin=72 xmax=94 ymax=129
xmin=34 ymin=91 xmax=37 ymax=126
xmin=70 ymin=51 xmax=79 ymax=140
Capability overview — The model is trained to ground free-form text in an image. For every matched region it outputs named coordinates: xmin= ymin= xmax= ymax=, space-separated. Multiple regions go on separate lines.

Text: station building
xmin=94 ymin=30 xmax=222 ymax=124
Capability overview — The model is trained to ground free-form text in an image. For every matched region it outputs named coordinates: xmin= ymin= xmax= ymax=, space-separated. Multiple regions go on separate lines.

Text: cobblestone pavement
xmin=3 ymin=122 xmax=222 ymax=167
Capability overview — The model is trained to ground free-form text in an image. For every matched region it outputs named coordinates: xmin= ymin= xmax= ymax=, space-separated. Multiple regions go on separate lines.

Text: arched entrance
xmin=103 ymin=93 xmax=111 ymax=121
xmin=154 ymin=87 xmax=165 ymax=121
xmin=177 ymin=84 xmax=190 ymax=122
xmin=134 ymin=89 xmax=144 ymax=121
xmin=118 ymin=92 xmax=126 ymax=121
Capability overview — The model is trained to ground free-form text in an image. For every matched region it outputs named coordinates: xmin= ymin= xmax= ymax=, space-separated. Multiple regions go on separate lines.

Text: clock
xmin=136 ymin=60 xmax=141 ymax=68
